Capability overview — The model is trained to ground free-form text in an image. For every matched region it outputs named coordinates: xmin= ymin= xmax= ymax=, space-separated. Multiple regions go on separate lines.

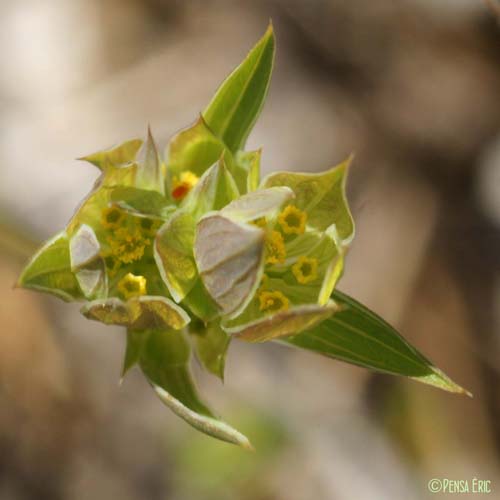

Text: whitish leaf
xmin=194 ymin=214 xmax=265 ymax=318
xmin=203 ymin=24 xmax=275 ymax=152
xmin=221 ymin=187 xmax=294 ymax=222
xmin=281 ymin=290 xmax=471 ymax=395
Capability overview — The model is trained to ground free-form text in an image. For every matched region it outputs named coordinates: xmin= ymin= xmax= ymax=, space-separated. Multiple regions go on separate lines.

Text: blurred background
xmin=1 ymin=0 xmax=500 ymax=499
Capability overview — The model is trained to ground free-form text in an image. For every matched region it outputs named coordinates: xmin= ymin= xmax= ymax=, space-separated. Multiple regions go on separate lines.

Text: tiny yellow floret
xmin=137 ymin=217 xmax=160 ymax=238
xmin=172 ymin=170 xmax=199 ymax=200
xmin=117 ymin=273 xmax=147 ymax=299
xmin=103 ymin=254 xmax=121 ymax=276
xmin=258 ymin=290 xmax=290 ymax=314
xmin=107 ymin=227 xmax=150 ymax=264
xmin=266 ymin=230 xmax=286 ymax=264
xmin=292 ymin=256 xmax=318 ymax=284
xmin=101 ymin=205 xmax=125 ymax=229
xmin=278 ymin=205 xmax=307 ymax=235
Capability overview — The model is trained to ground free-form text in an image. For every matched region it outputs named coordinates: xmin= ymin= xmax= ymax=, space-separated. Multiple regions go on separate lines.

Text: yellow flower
xmin=265 ymin=230 xmax=286 ymax=264
xmin=171 ymin=170 xmax=199 ymax=200
xmin=278 ymin=205 xmax=307 ymax=235
xmin=258 ymin=290 xmax=289 ymax=314
xmin=107 ymin=227 xmax=150 ymax=264
xmin=292 ymin=256 xmax=318 ymax=284
xmin=117 ymin=273 xmax=147 ymax=299
xmin=101 ymin=205 xmax=125 ymax=229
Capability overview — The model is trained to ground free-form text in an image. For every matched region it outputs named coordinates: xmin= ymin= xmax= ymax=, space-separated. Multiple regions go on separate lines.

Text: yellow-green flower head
xmin=265 ymin=230 xmax=286 ymax=264
xmin=108 ymin=227 xmax=150 ymax=264
xmin=258 ymin=290 xmax=289 ymax=313
xmin=117 ymin=273 xmax=147 ymax=299
xmin=102 ymin=205 xmax=126 ymax=229
xmin=278 ymin=205 xmax=307 ymax=235
xmin=292 ymin=255 xmax=318 ymax=284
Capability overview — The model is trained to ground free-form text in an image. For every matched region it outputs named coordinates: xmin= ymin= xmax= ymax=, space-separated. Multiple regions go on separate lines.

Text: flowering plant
xmin=18 ymin=25 xmax=468 ymax=448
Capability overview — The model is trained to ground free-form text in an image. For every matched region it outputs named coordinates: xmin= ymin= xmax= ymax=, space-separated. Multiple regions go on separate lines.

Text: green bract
xmin=18 ymin=24 xmax=470 ymax=448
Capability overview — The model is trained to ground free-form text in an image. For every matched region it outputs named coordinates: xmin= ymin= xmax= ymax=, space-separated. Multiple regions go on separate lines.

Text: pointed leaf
xmin=18 ymin=232 xmax=83 ymax=301
xmin=79 ymin=138 xmax=143 ymax=171
xmin=224 ymin=302 xmax=338 ymax=343
xmin=136 ymin=127 xmax=164 ymax=194
xmin=194 ymin=214 xmax=265 ymax=318
xmin=203 ymin=24 xmax=275 ymax=152
xmin=281 ymin=290 xmax=470 ymax=395
xmin=262 ymin=156 xmax=354 ymax=244
xmin=140 ymin=328 xmax=252 ymax=448
xmin=122 ymin=328 xmax=145 ymax=378
xmin=167 ymin=116 xmax=225 ymax=180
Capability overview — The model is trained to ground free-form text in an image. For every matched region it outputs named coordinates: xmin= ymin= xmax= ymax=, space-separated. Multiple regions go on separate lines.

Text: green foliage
xmin=17 ymin=25 xmax=469 ymax=448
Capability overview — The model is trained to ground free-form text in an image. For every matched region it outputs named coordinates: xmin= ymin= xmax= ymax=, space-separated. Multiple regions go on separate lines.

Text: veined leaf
xmin=281 ymin=290 xmax=471 ymax=395
xmin=18 ymin=232 xmax=83 ymax=301
xmin=203 ymin=24 xmax=275 ymax=152
xmin=194 ymin=214 xmax=265 ymax=318
xmin=139 ymin=328 xmax=252 ymax=448
xmin=262 ymin=156 xmax=354 ymax=245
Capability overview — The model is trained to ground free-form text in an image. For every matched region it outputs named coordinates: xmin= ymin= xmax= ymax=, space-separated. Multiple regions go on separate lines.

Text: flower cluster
xmin=18 ymin=25 xmax=355 ymax=448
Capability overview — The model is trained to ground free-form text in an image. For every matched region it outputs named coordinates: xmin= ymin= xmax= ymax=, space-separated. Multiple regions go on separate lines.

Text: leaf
xmin=224 ymin=302 xmax=338 ymax=343
xmin=281 ymin=290 xmax=471 ymax=395
xmin=154 ymin=163 xmax=240 ymax=304
xmin=79 ymin=138 xmax=143 ymax=171
xmin=140 ymin=328 xmax=252 ymax=448
xmin=192 ymin=321 xmax=231 ymax=381
xmin=111 ymin=186 xmax=173 ymax=218
xmin=203 ymin=24 xmax=275 ymax=152
xmin=182 ymin=163 xmax=240 ymax=218
xmin=261 ymin=156 xmax=354 ymax=245
xmin=167 ymin=116 xmax=225 ymax=180
xmin=18 ymin=232 xmax=83 ymax=301
xmin=81 ymin=295 xmax=191 ymax=330
xmin=154 ymin=210 xmax=198 ymax=302
xmin=122 ymin=328 xmax=145 ymax=378
xmin=221 ymin=187 xmax=294 ymax=222
xmin=194 ymin=214 xmax=265 ymax=318
xmin=136 ymin=127 xmax=164 ymax=194
xmin=69 ymin=224 xmax=101 ymax=269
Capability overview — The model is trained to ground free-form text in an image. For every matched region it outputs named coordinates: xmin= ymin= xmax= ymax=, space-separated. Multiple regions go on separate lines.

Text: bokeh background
xmin=1 ymin=1 xmax=500 ymax=499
